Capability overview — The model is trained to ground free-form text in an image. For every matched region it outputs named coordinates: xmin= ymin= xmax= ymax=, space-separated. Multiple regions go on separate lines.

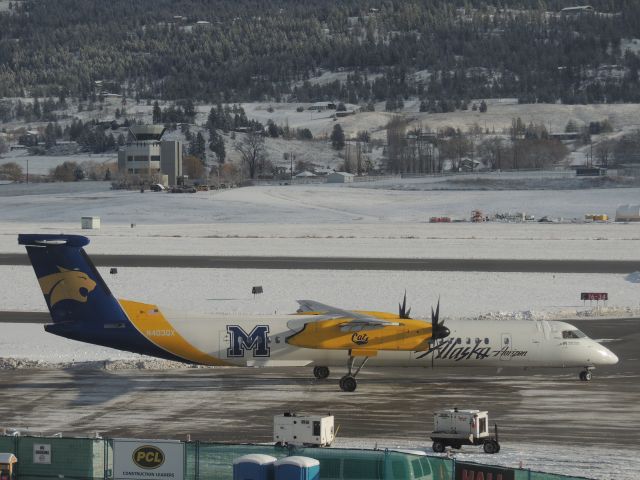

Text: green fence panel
xmin=15 ymin=436 xmax=103 ymax=480
xmin=193 ymin=444 xmax=455 ymax=480
xmin=0 ymin=435 xmax=594 ymax=480
xmin=0 ymin=436 xmax=17 ymax=455
xmin=196 ymin=444 xmax=289 ymax=480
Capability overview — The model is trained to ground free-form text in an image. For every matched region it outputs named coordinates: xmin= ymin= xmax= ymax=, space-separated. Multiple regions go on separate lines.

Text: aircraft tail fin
xmin=18 ymin=234 xmax=118 ymax=325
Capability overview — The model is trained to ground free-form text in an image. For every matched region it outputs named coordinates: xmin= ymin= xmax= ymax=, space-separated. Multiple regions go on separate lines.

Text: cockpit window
xmin=562 ymin=330 xmax=586 ymax=339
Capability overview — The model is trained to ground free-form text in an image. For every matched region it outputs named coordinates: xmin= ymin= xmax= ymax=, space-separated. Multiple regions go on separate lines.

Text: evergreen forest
xmin=1 ymin=0 xmax=639 ymax=105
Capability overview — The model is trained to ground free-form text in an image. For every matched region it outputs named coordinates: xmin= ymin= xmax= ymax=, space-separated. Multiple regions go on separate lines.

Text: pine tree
xmin=152 ymin=101 xmax=162 ymax=124
xmin=209 ymin=130 xmax=226 ymax=163
xmin=330 ymin=124 xmax=345 ymax=150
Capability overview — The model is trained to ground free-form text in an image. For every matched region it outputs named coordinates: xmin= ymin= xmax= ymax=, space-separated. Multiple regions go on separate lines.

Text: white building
xmin=117 ymin=125 xmax=183 ymax=185
xmin=326 ymin=172 xmax=354 ymax=183
xmin=615 ymin=204 xmax=640 ymax=222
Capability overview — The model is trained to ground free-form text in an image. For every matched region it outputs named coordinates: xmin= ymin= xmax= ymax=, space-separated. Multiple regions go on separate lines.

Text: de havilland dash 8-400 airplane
xmin=18 ymin=234 xmax=619 ymax=392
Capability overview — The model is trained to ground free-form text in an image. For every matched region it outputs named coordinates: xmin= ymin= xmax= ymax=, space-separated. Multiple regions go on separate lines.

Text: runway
xmin=0 ymin=253 xmax=638 ymax=273
xmin=0 ymin=317 xmax=637 ymax=447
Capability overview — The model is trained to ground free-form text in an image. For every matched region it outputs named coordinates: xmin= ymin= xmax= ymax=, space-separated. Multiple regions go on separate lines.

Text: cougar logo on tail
xmin=38 ymin=267 xmax=97 ymax=307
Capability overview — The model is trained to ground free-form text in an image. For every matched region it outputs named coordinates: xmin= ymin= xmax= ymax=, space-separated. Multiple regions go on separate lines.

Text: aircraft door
xmin=219 ymin=331 xmax=230 ymax=360
xmin=500 ymin=333 xmax=512 ymax=361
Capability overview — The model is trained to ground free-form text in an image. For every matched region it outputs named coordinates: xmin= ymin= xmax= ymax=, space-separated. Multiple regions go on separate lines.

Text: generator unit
xmin=273 ymin=412 xmax=335 ymax=447
xmin=431 ymin=408 xmax=500 ymax=454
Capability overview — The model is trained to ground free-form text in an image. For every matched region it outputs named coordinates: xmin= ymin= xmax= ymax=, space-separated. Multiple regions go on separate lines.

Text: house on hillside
xmin=327 ymin=172 xmax=354 ymax=183
xmin=295 ymin=171 xmax=316 ymax=179
xmin=309 ymin=102 xmax=337 ymax=111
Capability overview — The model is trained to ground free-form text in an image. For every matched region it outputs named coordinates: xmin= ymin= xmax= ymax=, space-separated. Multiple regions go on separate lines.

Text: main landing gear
xmin=313 ymin=366 xmax=330 ymax=379
xmin=579 ymin=367 xmax=594 ymax=381
xmin=338 ymin=353 xmax=370 ymax=392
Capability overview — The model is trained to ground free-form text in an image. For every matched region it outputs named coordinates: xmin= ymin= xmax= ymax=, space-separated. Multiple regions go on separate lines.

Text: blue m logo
xmin=227 ymin=325 xmax=270 ymax=357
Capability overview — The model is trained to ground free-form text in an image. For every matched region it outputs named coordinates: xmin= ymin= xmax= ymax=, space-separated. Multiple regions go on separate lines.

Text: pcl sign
xmin=113 ymin=439 xmax=184 ymax=480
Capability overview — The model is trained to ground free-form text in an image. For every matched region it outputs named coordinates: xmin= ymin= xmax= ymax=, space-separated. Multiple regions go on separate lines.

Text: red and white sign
xmin=581 ymin=292 xmax=608 ymax=301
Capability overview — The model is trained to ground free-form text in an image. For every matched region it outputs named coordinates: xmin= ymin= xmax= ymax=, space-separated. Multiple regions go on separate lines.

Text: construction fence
xmin=0 ymin=436 xmax=590 ymax=480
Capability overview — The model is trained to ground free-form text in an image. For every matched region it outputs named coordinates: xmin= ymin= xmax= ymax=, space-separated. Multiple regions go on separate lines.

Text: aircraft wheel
xmin=313 ymin=366 xmax=330 ymax=379
xmin=579 ymin=370 xmax=592 ymax=381
xmin=432 ymin=441 xmax=446 ymax=453
xmin=483 ymin=440 xmax=498 ymax=454
xmin=339 ymin=375 xmax=357 ymax=392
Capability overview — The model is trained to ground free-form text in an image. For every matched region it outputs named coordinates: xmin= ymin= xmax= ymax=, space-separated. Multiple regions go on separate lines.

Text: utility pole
xmin=26 ymin=158 xmax=29 ymax=184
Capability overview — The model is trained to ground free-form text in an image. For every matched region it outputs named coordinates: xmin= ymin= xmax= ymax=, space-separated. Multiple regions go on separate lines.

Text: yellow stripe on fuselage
xmin=119 ymin=299 xmax=230 ymax=366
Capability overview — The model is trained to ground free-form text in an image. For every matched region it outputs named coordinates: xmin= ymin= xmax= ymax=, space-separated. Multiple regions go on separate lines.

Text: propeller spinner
xmin=431 ymin=298 xmax=450 ymax=340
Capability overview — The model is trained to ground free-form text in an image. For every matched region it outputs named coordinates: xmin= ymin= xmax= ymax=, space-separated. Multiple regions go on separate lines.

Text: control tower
xmin=117 ymin=125 xmax=182 ymax=186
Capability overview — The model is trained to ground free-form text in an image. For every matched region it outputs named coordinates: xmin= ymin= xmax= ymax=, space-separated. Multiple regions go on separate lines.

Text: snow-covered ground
xmin=1 ymin=180 xmax=639 ymax=479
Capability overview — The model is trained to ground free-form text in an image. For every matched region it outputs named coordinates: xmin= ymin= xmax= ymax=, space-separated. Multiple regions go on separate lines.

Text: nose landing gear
xmin=579 ymin=367 xmax=594 ymax=381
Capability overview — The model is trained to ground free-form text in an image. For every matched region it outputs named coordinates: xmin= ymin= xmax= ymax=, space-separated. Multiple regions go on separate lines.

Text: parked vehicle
xmin=430 ymin=409 xmax=500 ymax=454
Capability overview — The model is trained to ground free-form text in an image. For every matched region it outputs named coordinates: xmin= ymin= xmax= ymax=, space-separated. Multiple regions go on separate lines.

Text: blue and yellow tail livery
xmin=18 ymin=234 xmax=188 ymax=362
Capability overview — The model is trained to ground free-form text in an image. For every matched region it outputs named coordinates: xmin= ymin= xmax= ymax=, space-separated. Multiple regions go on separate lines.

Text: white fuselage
xmin=160 ymin=311 xmax=618 ymax=369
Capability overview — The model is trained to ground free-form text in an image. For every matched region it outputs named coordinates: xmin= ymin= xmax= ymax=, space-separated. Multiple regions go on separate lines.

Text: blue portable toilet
xmin=274 ymin=456 xmax=320 ymax=480
xmin=233 ymin=454 xmax=277 ymax=480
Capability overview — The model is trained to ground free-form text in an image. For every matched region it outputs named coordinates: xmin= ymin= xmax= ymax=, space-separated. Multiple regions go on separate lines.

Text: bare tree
xmin=386 ymin=116 xmax=408 ymax=173
xmin=235 ymin=130 xmax=266 ymax=179
xmin=515 ymin=138 xmax=568 ymax=169
xmin=0 ymin=162 xmax=23 ymax=181
xmin=477 ymin=137 xmax=507 ymax=170
xmin=183 ymin=155 xmax=206 ymax=179
xmin=439 ymin=136 xmax=473 ymax=171
xmin=595 ymin=140 xmax=614 ymax=167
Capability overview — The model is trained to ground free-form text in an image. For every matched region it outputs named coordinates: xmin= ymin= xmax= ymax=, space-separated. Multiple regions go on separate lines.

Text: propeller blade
xmin=431 ymin=297 xmax=449 ymax=340
xmin=398 ymin=291 xmax=411 ymax=319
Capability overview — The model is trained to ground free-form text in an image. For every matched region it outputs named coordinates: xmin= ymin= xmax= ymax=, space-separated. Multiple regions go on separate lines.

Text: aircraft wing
xmin=296 ymin=299 xmax=400 ymax=331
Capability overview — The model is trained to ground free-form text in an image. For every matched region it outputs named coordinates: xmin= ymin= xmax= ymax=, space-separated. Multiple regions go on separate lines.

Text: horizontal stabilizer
xmin=18 ymin=234 xmax=90 ymax=247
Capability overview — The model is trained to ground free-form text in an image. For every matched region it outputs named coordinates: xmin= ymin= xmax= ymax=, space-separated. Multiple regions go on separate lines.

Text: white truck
xmin=273 ymin=412 xmax=335 ymax=447
xmin=430 ymin=408 xmax=500 ymax=454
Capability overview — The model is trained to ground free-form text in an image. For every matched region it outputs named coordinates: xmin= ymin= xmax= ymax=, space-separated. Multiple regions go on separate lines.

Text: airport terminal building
xmin=117 ymin=125 xmax=183 ymax=186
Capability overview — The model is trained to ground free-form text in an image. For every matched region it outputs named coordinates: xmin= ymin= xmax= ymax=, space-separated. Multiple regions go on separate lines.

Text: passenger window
xmin=504 ymin=337 xmax=510 ymax=345
xmin=411 ymin=459 xmax=423 ymax=478
xmin=391 ymin=460 xmax=408 ymax=479
xmin=419 ymin=457 xmax=432 ymax=475
xmin=456 ymin=338 xmax=462 ymax=344
xmin=466 ymin=338 xmax=471 ymax=344
xmin=484 ymin=338 xmax=489 ymax=344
